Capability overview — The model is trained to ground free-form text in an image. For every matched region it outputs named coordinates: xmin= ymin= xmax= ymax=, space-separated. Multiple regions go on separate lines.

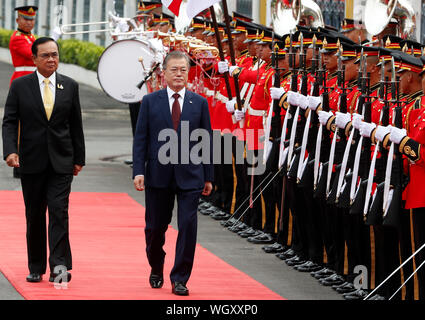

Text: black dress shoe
xmin=199 ymin=202 xmax=211 ymax=210
xmin=368 ymin=294 xmax=386 ymax=300
xmin=238 ymin=227 xmax=260 ymax=238
xmin=334 ymin=282 xmax=356 ymax=294
xmin=221 ymin=217 xmax=236 ymax=227
xmin=276 ymin=248 xmax=296 ymax=260
xmin=210 ymin=211 xmax=230 ymax=221
xmin=247 ymin=233 xmax=274 ymax=244
xmin=319 ymin=274 xmax=345 ymax=286
xmin=343 ymin=288 xmax=368 ymax=300
xmin=311 ymin=267 xmax=335 ymax=279
xmin=172 ymin=282 xmax=189 ymax=296
xmin=26 ymin=273 xmax=42 ymax=283
xmin=285 ymin=255 xmax=306 ymax=266
xmin=149 ymin=273 xmax=164 ymax=289
xmin=262 ymin=242 xmax=286 ymax=254
xmin=49 ymin=270 xmax=72 ymax=283
xmin=229 ymin=222 xmax=248 ymax=233
xmin=294 ymin=261 xmax=322 ymax=272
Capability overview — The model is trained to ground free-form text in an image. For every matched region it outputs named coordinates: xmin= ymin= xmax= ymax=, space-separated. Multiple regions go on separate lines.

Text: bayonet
xmin=380 ymin=57 xmax=385 ymax=99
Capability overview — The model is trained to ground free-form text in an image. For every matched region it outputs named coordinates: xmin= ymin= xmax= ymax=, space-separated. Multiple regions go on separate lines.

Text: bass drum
xmin=97 ymin=39 xmax=156 ymax=104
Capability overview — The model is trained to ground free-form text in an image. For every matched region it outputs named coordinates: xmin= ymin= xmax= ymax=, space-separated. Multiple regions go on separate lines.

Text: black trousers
xmin=129 ymin=102 xmax=141 ymax=137
xmin=412 ymin=208 xmax=425 ymax=300
xmin=144 ymin=185 xmax=202 ymax=284
xmin=20 ymin=164 xmax=73 ymax=274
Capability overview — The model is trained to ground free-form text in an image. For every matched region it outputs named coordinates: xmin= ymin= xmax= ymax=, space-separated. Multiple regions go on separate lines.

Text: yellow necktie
xmin=43 ymin=78 xmax=54 ymax=120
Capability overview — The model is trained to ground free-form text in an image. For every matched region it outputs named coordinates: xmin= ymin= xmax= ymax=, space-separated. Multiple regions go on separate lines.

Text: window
xmin=11 ymin=0 xmax=16 ymax=30
xmin=114 ymin=0 xmax=124 ymax=17
xmin=236 ymin=0 xmax=252 ymax=18
xmin=71 ymin=0 xmax=77 ymax=38
xmin=83 ymin=0 xmax=90 ymax=41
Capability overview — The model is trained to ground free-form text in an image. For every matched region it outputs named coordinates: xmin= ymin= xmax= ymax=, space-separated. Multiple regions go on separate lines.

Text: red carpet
xmin=0 ymin=191 xmax=284 ymax=300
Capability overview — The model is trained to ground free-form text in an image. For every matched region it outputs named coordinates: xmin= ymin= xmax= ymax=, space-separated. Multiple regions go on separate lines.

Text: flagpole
xmin=220 ymin=0 xmax=242 ymax=110
xmin=209 ymin=6 xmax=233 ymax=100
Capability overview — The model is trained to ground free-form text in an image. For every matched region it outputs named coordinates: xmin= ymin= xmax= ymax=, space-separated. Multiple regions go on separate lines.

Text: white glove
xmin=225 ymin=98 xmax=236 ymax=113
xmin=359 ymin=122 xmax=376 ymax=138
xmin=270 ymin=87 xmax=285 ymax=100
xmin=229 ymin=65 xmax=239 ymax=76
xmin=318 ymin=110 xmax=334 ymax=126
xmin=335 ymin=112 xmax=352 ymax=129
xmin=117 ymin=19 xmax=130 ymax=33
xmin=50 ymin=26 xmax=62 ymax=41
xmin=352 ymin=113 xmax=363 ymax=130
xmin=287 ymin=91 xmax=298 ymax=106
xmin=389 ymin=126 xmax=407 ymax=144
xmin=375 ymin=125 xmax=391 ymax=142
xmin=234 ymin=109 xmax=245 ymax=121
xmin=297 ymin=94 xmax=309 ymax=110
xmin=308 ymin=95 xmax=321 ymax=110
xmin=218 ymin=60 xmax=229 ymax=74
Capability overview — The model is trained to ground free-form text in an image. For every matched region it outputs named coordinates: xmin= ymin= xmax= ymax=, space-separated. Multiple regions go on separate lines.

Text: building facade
xmin=0 ymin=0 xmax=423 ymax=48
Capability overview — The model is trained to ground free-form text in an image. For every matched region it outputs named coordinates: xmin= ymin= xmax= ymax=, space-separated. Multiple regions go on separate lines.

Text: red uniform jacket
xmin=9 ymin=30 xmax=36 ymax=85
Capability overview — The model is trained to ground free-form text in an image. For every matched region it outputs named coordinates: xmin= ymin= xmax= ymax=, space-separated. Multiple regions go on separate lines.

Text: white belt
xmin=15 ymin=66 xmax=36 ymax=72
xmin=248 ymin=106 xmax=266 ymax=117
xmin=215 ymin=92 xmax=229 ymax=103
xmin=205 ymin=89 xmax=215 ymax=97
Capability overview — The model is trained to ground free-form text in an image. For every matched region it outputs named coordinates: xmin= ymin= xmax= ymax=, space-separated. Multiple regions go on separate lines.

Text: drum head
xmin=97 ymin=39 xmax=156 ymax=104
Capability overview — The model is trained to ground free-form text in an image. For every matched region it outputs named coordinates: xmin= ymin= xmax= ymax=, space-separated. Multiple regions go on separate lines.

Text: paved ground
xmin=0 ymin=61 xmax=342 ymax=300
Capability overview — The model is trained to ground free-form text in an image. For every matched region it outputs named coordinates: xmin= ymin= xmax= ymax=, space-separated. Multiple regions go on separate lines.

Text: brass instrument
xmin=271 ymin=0 xmax=324 ymax=36
xmin=364 ymin=0 xmax=416 ymax=38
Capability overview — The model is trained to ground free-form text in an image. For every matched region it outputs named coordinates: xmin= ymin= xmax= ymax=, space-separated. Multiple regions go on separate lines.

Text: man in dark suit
xmin=133 ymin=50 xmax=213 ymax=296
xmin=2 ymin=37 xmax=85 ymax=284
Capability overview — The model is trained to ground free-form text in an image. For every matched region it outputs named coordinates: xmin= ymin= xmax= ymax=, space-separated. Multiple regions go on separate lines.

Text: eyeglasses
xmin=38 ymin=52 xmax=59 ymax=59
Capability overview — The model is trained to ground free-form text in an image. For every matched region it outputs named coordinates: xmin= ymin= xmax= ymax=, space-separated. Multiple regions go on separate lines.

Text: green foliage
xmin=0 ymin=28 xmax=104 ymax=71
xmin=0 ymin=29 xmax=14 ymax=48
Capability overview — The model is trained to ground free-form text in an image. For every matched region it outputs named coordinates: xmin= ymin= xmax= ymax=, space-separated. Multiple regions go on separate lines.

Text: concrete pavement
xmin=0 ymin=60 xmax=342 ymax=300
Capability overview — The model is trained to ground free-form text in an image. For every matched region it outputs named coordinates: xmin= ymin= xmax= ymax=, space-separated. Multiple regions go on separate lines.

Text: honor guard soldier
xmin=340 ymin=18 xmax=368 ymax=44
xmin=9 ymin=5 xmax=38 ymax=179
xmin=9 ymin=6 xmax=38 ymax=85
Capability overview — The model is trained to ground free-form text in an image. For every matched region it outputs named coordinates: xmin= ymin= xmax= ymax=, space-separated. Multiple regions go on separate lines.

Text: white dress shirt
xmin=167 ymin=86 xmax=185 ymax=113
xmin=36 ymin=71 xmax=56 ymax=104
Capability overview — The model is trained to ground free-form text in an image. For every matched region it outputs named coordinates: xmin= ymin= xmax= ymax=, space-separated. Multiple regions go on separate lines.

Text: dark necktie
xmin=172 ymin=92 xmax=181 ymax=130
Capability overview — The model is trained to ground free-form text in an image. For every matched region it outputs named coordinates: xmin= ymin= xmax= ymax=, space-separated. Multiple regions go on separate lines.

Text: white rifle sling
xmin=383 ymin=142 xmax=395 ymax=217
xmin=263 ymin=102 xmax=274 ymax=165
xmin=350 ymin=135 xmax=363 ymax=203
xmin=278 ymin=106 xmax=291 ymax=169
xmin=363 ymin=143 xmax=380 ymax=216
xmin=326 ymin=128 xmax=338 ymax=198
xmin=287 ymin=106 xmax=300 ymax=171
xmin=336 ymin=128 xmax=355 ymax=201
xmin=313 ymin=125 xmax=323 ymax=189
xmin=297 ymin=110 xmax=311 ymax=181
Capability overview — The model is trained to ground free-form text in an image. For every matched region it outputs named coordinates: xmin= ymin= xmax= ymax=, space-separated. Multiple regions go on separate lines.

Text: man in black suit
xmin=133 ymin=51 xmax=213 ymax=296
xmin=2 ymin=37 xmax=85 ymax=283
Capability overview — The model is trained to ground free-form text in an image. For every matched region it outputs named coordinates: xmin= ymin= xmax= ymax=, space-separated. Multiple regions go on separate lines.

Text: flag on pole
xmin=162 ymin=0 xmax=220 ymax=19
xmin=186 ymin=0 xmax=220 ymax=20
xmin=161 ymin=0 xmax=183 ymax=16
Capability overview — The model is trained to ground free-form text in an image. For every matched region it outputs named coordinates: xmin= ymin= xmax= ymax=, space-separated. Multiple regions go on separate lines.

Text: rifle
xmin=350 ymin=55 xmax=372 ymax=216
xmin=382 ymin=57 xmax=403 ymax=227
xmin=365 ymin=59 xmax=390 ymax=225
xmin=313 ymin=51 xmax=333 ymax=198
xmin=286 ymin=32 xmax=300 ymax=172
xmin=326 ymin=50 xmax=348 ymax=202
xmin=298 ymin=35 xmax=321 ymax=189
xmin=264 ymin=34 xmax=285 ymax=171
